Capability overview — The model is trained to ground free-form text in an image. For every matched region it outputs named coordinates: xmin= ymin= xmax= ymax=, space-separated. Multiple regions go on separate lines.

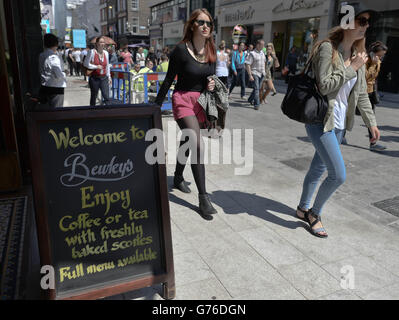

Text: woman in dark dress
xmin=155 ymin=9 xmax=217 ymax=219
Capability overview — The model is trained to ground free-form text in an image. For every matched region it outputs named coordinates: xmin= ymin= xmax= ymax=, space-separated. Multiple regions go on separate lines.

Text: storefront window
xmin=286 ymin=17 xmax=320 ymax=71
xmin=367 ymin=10 xmax=399 ymax=93
xmin=151 ymin=0 xmax=186 ymax=25
xmin=221 ymin=23 xmax=263 ymax=49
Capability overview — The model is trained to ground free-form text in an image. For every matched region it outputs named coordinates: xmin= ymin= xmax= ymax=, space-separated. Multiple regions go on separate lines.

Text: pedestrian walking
xmin=296 ymin=4 xmax=381 ymax=238
xmin=163 ymin=46 xmax=170 ymax=59
xmin=67 ymin=47 xmax=75 ymax=76
xmin=80 ymin=47 xmax=89 ymax=81
xmin=72 ymin=48 xmax=82 ymax=76
xmin=365 ymin=41 xmax=388 ymax=151
xmin=216 ymin=41 xmax=229 ymax=87
xmin=147 ymin=47 xmax=158 ymax=71
xmin=121 ymin=47 xmax=133 ymax=67
xmin=84 ymin=36 xmax=111 ymax=106
xmin=38 ymin=33 xmax=66 ymax=108
xmin=108 ymin=46 xmax=118 ymax=65
xmin=229 ymin=42 xmax=247 ymax=99
xmin=156 ymin=54 xmax=169 ymax=73
xmin=260 ymin=43 xmax=280 ymax=104
xmin=285 ymin=46 xmax=298 ymax=83
xmin=155 ymin=8 xmax=218 ymax=219
xmin=245 ymin=39 xmax=266 ymax=110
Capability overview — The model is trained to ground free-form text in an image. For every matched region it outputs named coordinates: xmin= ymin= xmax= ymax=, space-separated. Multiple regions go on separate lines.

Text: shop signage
xmin=232 ymin=24 xmax=248 ymax=44
xmin=225 ymin=6 xmax=255 ymax=24
xmin=27 ymin=106 xmax=175 ymax=300
xmin=273 ymin=0 xmax=324 ymax=13
xmin=72 ymin=29 xmax=86 ymax=49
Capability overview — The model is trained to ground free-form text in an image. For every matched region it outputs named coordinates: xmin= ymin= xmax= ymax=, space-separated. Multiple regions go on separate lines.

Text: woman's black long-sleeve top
xmin=154 ymin=42 xmax=216 ymax=106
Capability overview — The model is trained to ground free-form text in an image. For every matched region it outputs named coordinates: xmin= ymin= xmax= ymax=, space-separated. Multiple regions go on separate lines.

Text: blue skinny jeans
xmin=299 ymin=123 xmax=346 ymax=216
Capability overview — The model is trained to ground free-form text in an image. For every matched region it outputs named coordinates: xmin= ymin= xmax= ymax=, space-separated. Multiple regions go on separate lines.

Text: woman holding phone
xmin=296 ymin=4 xmax=381 ymax=238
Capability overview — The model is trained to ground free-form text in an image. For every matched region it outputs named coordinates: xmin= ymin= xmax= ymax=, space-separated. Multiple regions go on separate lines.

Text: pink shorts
xmin=172 ymin=91 xmax=207 ymax=123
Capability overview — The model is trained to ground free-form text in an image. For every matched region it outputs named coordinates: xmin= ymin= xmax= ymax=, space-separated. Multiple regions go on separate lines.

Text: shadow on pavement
xmin=298 ymin=135 xmax=399 ymax=157
xmin=297 ymin=136 xmax=311 ymax=143
xmin=229 ymin=101 xmax=253 ymax=109
xmin=210 ymin=190 xmax=306 ymax=230
xmin=344 ymin=144 xmax=399 ymax=157
xmin=380 ymin=135 xmax=399 ymax=143
xmin=372 ymin=125 xmax=399 ymax=132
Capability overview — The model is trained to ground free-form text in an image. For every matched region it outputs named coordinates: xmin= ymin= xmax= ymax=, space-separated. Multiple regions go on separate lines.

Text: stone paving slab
xmin=278 ymin=260 xmax=342 ymax=300
xmin=321 ymin=255 xmax=399 ymax=299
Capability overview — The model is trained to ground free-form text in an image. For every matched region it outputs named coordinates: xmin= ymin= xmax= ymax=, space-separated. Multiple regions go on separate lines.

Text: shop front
xmin=162 ymin=20 xmax=184 ymax=50
xmin=149 ymin=26 xmax=162 ymax=51
xmin=368 ymin=10 xmax=399 ymax=93
xmin=353 ymin=0 xmax=399 ymax=94
xmin=216 ymin=0 xmax=335 ymax=73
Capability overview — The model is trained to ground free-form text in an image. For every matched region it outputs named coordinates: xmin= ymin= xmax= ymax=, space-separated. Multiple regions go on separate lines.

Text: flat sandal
xmin=304 ymin=209 xmax=328 ymax=238
xmin=296 ymin=206 xmax=308 ymax=221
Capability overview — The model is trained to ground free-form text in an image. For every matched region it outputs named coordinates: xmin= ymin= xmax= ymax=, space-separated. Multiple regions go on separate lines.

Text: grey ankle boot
xmin=199 ymin=193 xmax=217 ymax=216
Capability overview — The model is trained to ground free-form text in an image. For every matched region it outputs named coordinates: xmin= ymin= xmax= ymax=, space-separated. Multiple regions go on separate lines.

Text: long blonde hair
xmin=266 ymin=42 xmax=276 ymax=56
xmin=310 ymin=26 xmax=366 ymax=66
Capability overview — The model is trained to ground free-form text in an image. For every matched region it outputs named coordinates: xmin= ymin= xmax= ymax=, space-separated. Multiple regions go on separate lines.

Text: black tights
xmin=175 ymin=116 xmax=206 ymax=195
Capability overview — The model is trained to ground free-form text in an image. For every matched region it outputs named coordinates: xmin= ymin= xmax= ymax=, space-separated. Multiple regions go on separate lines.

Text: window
xmin=119 ymin=0 xmax=126 ymax=11
xmin=132 ymin=17 xmax=138 ymax=34
xmin=131 ymin=0 xmax=138 ymax=11
xmin=150 ymin=0 xmax=186 ymax=24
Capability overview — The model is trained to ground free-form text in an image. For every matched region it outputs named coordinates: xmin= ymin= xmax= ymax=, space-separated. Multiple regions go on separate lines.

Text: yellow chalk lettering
xmin=84 ymin=134 xmax=93 ymax=145
xmin=117 ymin=132 xmax=127 ymax=142
xmin=48 ymin=128 xmax=70 ymax=150
xmin=93 ymin=134 xmax=103 ymax=144
xmin=81 ymin=186 xmax=95 ymax=209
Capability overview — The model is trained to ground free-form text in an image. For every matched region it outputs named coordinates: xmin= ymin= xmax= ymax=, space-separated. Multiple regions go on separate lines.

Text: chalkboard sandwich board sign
xmin=27 ymin=105 xmax=175 ymax=300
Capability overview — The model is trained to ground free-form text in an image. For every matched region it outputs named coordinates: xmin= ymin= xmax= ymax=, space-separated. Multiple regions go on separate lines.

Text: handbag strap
xmin=302 ymin=53 xmax=315 ymax=75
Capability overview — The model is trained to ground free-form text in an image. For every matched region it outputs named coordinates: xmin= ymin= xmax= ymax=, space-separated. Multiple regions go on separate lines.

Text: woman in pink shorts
xmin=155 ymin=8 xmax=217 ymax=219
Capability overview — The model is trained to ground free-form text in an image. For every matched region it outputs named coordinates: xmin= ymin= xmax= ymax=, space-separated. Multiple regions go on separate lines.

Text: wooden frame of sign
xmin=27 ymin=105 xmax=175 ymax=300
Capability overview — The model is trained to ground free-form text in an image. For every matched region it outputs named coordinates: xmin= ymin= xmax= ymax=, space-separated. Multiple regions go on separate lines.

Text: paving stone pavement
xmin=64 ymin=75 xmax=399 ymax=300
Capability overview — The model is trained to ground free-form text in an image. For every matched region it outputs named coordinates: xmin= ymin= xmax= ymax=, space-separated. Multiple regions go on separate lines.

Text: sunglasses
xmin=356 ymin=16 xmax=370 ymax=27
xmin=195 ymin=20 xmax=213 ymax=28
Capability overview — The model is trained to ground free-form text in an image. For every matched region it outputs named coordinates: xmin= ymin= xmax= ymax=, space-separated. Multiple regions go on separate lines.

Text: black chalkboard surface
xmin=27 ymin=106 xmax=175 ymax=300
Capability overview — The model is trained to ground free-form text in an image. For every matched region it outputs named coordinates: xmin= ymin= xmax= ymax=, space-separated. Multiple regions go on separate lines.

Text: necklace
xmin=191 ymin=41 xmax=205 ymax=62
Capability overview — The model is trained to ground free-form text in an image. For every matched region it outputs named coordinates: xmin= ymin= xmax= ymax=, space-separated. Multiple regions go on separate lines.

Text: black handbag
xmin=281 ymin=60 xmax=328 ymax=124
xmin=369 ymin=90 xmax=380 ymax=105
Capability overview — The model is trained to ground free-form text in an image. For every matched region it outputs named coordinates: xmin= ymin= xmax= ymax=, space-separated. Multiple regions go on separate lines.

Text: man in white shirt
xmin=136 ymin=47 xmax=146 ymax=68
xmin=245 ymin=39 xmax=266 ymax=110
xmin=39 ymin=33 xmax=66 ymax=108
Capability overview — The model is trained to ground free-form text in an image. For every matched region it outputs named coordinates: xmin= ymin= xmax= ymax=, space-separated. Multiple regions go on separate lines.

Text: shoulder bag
xmin=281 ymin=57 xmax=328 ymax=124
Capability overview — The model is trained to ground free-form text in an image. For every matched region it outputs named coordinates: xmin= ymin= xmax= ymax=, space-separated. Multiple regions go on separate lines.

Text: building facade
xmin=215 ymin=0 xmax=336 ymax=72
xmin=70 ymin=0 xmax=102 ymax=41
xmin=103 ymin=0 xmax=150 ymax=45
xmin=148 ymin=0 xmax=216 ymax=50
xmin=148 ymin=0 xmax=189 ymax=50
